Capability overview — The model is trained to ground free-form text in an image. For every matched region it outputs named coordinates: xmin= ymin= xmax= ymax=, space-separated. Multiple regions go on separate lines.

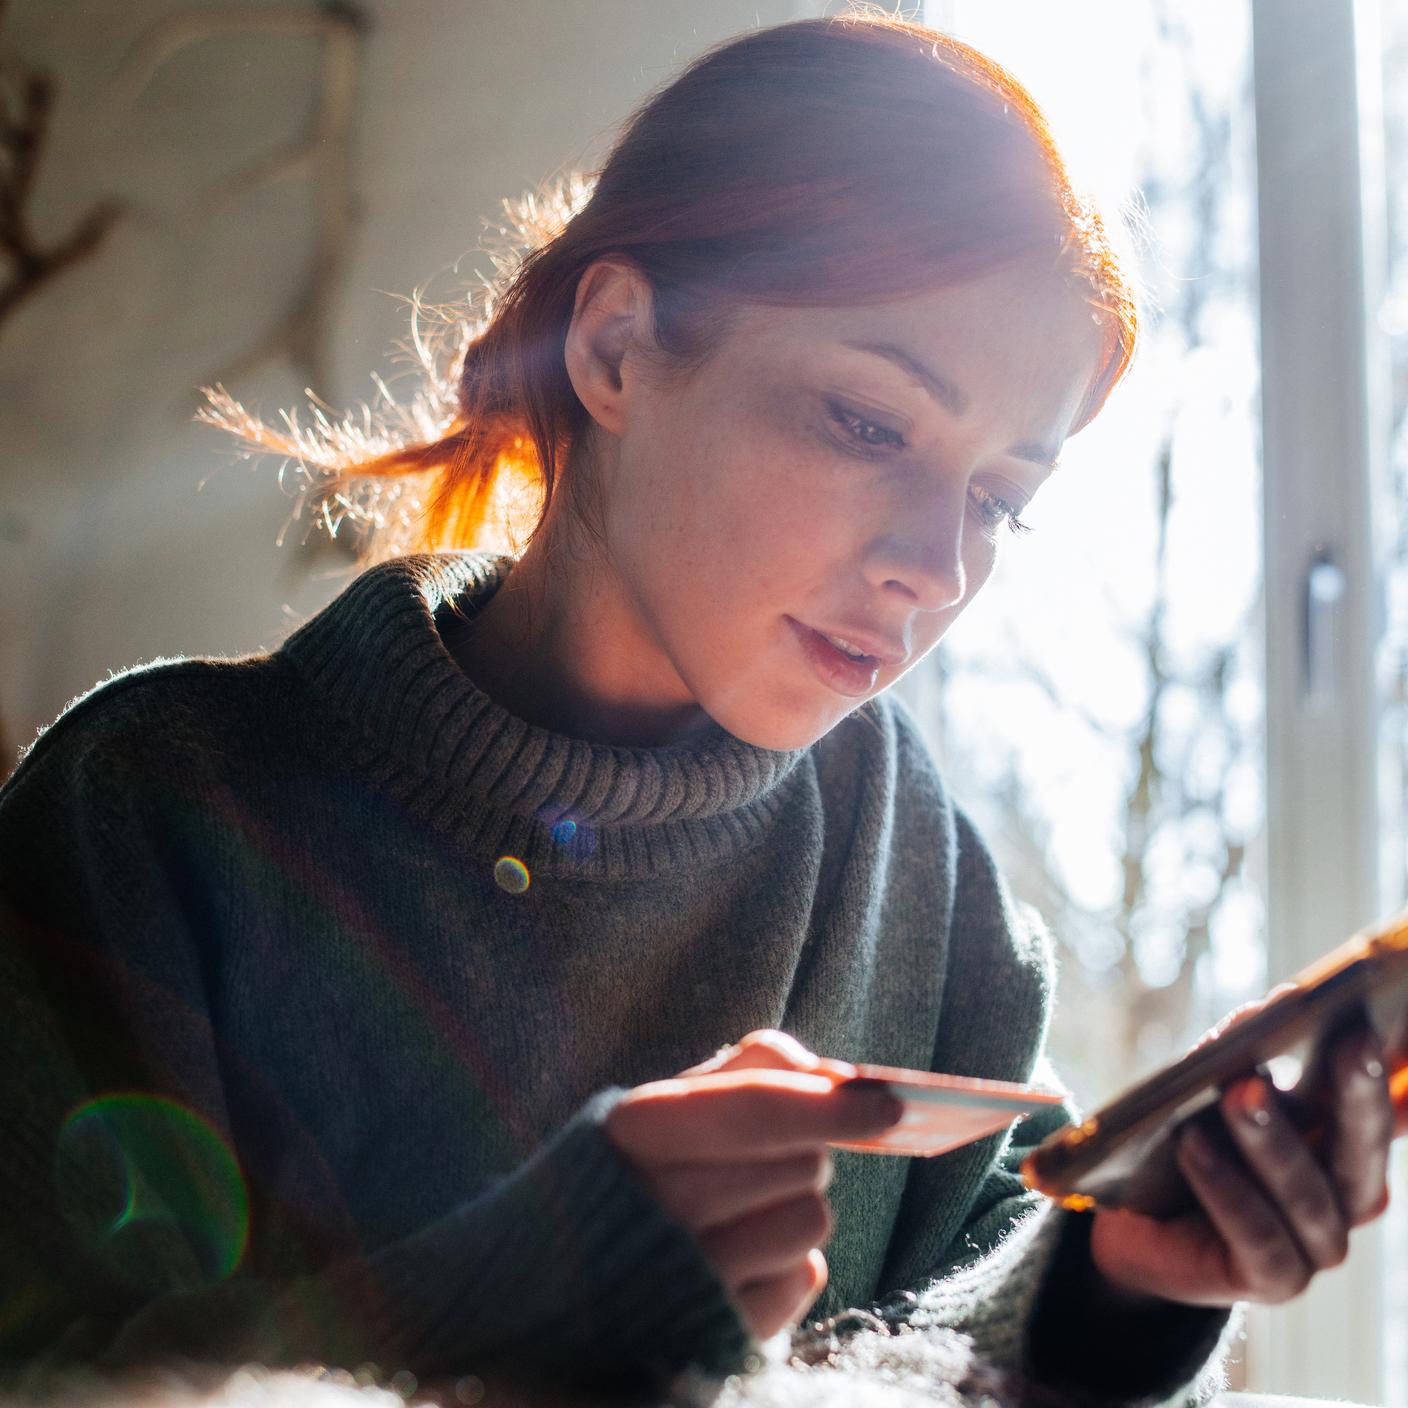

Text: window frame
xmin=919 ymin=0 xmax=1397 ymax=1400
xmin=1247 ymin=0 xmax=1392 ymax=1402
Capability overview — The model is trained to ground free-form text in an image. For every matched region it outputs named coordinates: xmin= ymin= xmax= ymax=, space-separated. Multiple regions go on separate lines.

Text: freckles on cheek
xmin=685 ymin=384 xmax=841 ymax=568
xmin=965 ymin=533 xmax=1000 ymax=598
xmin=743 ymin=419 xmax=840 ymax=534
xmin=712 ymin=440 xmax=804 ymax=544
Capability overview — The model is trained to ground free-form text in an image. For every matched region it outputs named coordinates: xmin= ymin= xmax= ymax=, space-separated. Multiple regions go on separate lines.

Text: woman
xmin=0 ymin=9 xmax=1395 ymax=1408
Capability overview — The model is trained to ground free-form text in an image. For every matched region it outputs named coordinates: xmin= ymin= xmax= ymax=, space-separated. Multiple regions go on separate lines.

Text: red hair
xmin=198 ymin=5 xmax=1137 ymax=562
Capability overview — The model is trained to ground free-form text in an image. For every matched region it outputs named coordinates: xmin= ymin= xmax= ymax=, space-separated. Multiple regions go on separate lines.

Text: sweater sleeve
xmin=869 ymin=805 xmax=1236 ymax=1408
xmin=0 ymin=699 xmax=758 ymax=1398
xmin=893 ymin=1078 xmax=1238 ymax=1408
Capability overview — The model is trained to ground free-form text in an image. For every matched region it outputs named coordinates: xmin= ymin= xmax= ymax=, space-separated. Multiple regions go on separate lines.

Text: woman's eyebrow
xmin=839 ymin=338 xmax=1061 ymax=472
xmin=841 ymin=338 xmax=971 ymax=415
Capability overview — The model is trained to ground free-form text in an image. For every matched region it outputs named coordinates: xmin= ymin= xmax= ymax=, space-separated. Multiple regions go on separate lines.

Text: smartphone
xmin=1019 ymin=909 xmax=1408 ymax=1219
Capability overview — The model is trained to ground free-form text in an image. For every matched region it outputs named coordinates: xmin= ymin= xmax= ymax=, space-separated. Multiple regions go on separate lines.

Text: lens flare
xmin=493 ymin=856 xmax=531 ymax=893
xmin=55 ymin=1093 xmax=250 ymax=1289
xmin=535 ymin=802 xmax=595 ymax=858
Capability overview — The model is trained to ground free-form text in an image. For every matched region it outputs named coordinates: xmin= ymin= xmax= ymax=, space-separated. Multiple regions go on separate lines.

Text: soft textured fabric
xmin=0 ymin=1362 xmax=1365 ymax=1408
xmin=0 ymin=550 xmax=1236 ymax=1406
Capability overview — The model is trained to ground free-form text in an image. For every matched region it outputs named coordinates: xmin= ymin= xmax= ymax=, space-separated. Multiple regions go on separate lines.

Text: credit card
xmin=813 ymin=1057 xmax=1067 ymax=1157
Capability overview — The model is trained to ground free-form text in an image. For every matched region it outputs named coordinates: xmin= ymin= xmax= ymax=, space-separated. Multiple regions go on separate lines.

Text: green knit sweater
xmin=0 ymin=550 xmax=1234 ymax=1405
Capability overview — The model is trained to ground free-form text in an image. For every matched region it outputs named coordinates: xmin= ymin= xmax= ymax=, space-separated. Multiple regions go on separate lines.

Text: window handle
xmin=1303 ymin=544 xmax=1345 ymax=709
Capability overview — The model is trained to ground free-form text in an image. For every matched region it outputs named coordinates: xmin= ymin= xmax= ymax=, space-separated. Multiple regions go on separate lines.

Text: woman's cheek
xmin=729 ymin=429 xmax=836 ymax=533
xmin=721 ymin=389 xmax=881 ymax=548
xmin=962 ymin=524 xmax=1001 ymax=598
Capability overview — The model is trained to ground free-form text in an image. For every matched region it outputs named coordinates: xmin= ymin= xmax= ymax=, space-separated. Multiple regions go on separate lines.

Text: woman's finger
xmin=1175 ymin=1122 xmax=1314 ymax=1302
xmin=733 ymin=1248 xmax=829 ymax=1343
xmin=651 ymin=1149 xmax=834 ymax=1233
xmin=1325 ymin=1026 xmax=1395 ymax=1226
xmin=696 ymin=1188 xmax=834 ymax=1287
xmin=1220 ymin=1077 xmax=1348 ymax=1272
xmin=607 ymin=1068 xmax=901 ymax=1163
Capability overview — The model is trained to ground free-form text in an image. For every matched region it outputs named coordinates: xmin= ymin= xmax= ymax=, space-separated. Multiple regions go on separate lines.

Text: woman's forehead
xmin=724 ymin=267 xmax=1105 ymax=414
xmin=765 ymin=261 xmax=1095 ymax=340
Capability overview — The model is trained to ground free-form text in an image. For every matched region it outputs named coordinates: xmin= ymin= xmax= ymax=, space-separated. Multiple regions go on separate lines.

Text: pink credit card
xmin=814 ymin=1057 xmax=1067 ymax=1157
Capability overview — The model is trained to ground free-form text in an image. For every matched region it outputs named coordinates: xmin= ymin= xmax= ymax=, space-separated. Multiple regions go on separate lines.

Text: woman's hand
xmin=604 ymin=1030 xmax=899 ymax=1342
xmin=1088 ymin=1019 xmax=1397 ymax=1309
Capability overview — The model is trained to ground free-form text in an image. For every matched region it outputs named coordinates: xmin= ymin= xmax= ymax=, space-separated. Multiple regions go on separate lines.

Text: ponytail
xmin=195 ymin=170 xmax=595 ymax=562
xmin=197 ymin=7 xmax=1137 ymax=565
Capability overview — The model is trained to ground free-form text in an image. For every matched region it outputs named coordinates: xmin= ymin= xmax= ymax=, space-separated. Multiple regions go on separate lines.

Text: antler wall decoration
xmin=110 ymin=0 xmax=369 ymax=403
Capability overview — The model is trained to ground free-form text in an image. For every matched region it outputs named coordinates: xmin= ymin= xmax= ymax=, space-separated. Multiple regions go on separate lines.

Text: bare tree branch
xmin=942 ymin=6 xmax=1263 ymax=1079
xmin=0 ymin=7 xmax=126 ymax=330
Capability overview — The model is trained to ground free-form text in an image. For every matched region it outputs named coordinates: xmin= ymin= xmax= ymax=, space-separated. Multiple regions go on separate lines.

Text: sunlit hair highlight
xmin=196 ymin=4 xmax=1139 ymax=565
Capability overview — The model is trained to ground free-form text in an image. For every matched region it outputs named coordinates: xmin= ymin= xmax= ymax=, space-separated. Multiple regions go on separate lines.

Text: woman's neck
xmin=439 ymin=527 xmax=716 ymax=750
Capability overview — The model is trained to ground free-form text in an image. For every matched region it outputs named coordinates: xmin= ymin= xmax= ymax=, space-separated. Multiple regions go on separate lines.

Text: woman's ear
xmin=563 ymin=258 xmax=654 ymax=438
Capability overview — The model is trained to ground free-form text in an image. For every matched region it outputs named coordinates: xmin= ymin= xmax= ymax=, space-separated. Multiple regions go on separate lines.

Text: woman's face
xmin=565 ymin=256 xmax=1108 ymax=751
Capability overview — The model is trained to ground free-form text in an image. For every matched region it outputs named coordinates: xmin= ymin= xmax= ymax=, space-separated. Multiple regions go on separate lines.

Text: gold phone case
xmin=1020 ymin=910 xmax=1408 ymax=1218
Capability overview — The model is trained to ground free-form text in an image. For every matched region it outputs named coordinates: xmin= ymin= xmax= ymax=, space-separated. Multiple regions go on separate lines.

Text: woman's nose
xmin=867 ymin=500 xmax=968 ymax=613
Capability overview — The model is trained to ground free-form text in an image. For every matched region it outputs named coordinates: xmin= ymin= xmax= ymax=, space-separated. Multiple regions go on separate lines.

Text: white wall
xmin=0 ymin=0 xmax=828 ymax=764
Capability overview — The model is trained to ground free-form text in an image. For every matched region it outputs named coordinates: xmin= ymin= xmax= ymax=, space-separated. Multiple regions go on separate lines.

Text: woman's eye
xmin=969 ymin=483 xmax=1034 ymax=537
xmin=822 ymin=398 xmax=1035 ymax=538
xmin=825 ymin=399 xmax=907 ymax=453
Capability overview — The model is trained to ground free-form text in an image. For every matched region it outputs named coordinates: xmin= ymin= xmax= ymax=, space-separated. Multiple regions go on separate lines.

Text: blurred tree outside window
xmin=903 ymin=2 xmax=1263 ymax=1116
xmin=899 ymin=3 xmax=1403 ymax=1401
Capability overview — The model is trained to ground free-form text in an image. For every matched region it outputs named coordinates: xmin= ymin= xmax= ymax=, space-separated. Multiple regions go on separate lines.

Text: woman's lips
xmin=787 ymin=617 xmax=881 ymax=697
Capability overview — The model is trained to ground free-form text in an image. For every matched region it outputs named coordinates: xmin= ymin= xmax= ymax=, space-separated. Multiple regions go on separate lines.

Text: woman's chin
xmin=704 ymin=692 xmax=869 ymax=752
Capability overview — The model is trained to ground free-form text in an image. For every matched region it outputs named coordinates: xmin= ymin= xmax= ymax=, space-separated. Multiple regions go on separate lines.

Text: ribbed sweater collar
xmin=279 ymin=550 xmax=812 ymax=879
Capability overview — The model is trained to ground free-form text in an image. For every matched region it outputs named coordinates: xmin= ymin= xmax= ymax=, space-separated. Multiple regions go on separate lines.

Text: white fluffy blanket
xmin=0 ymin=1321 xmax=1072 ymax=1408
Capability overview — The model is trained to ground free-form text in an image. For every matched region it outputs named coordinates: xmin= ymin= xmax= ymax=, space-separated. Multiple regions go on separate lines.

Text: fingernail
xmin=1181 ymin=1125 xmax=1218 ymax=1170
xmin=1358 ymin=1033 xmax=1385 ymax=1082
xmin=840 ymin=1078 xmax=903 ymax=1124
xmin=1239 ymin=1080 xmax=1272 ymax=1128
xmin=841 ymin=1076 xmax=888 ymax=1095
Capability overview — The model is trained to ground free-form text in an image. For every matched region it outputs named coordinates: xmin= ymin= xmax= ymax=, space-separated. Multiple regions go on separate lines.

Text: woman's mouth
xmin=786 ymin=617 xmax=881 ymax=697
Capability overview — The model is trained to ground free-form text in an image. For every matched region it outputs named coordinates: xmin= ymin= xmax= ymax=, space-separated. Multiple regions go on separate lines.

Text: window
xmin=908 ymin=2 xmax=1262 ymax=1119
xmin=904 ymin=2 xmax=1398 ymax=1401
xmin=1378 ymin=1 xmax=1408 ymax=1403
